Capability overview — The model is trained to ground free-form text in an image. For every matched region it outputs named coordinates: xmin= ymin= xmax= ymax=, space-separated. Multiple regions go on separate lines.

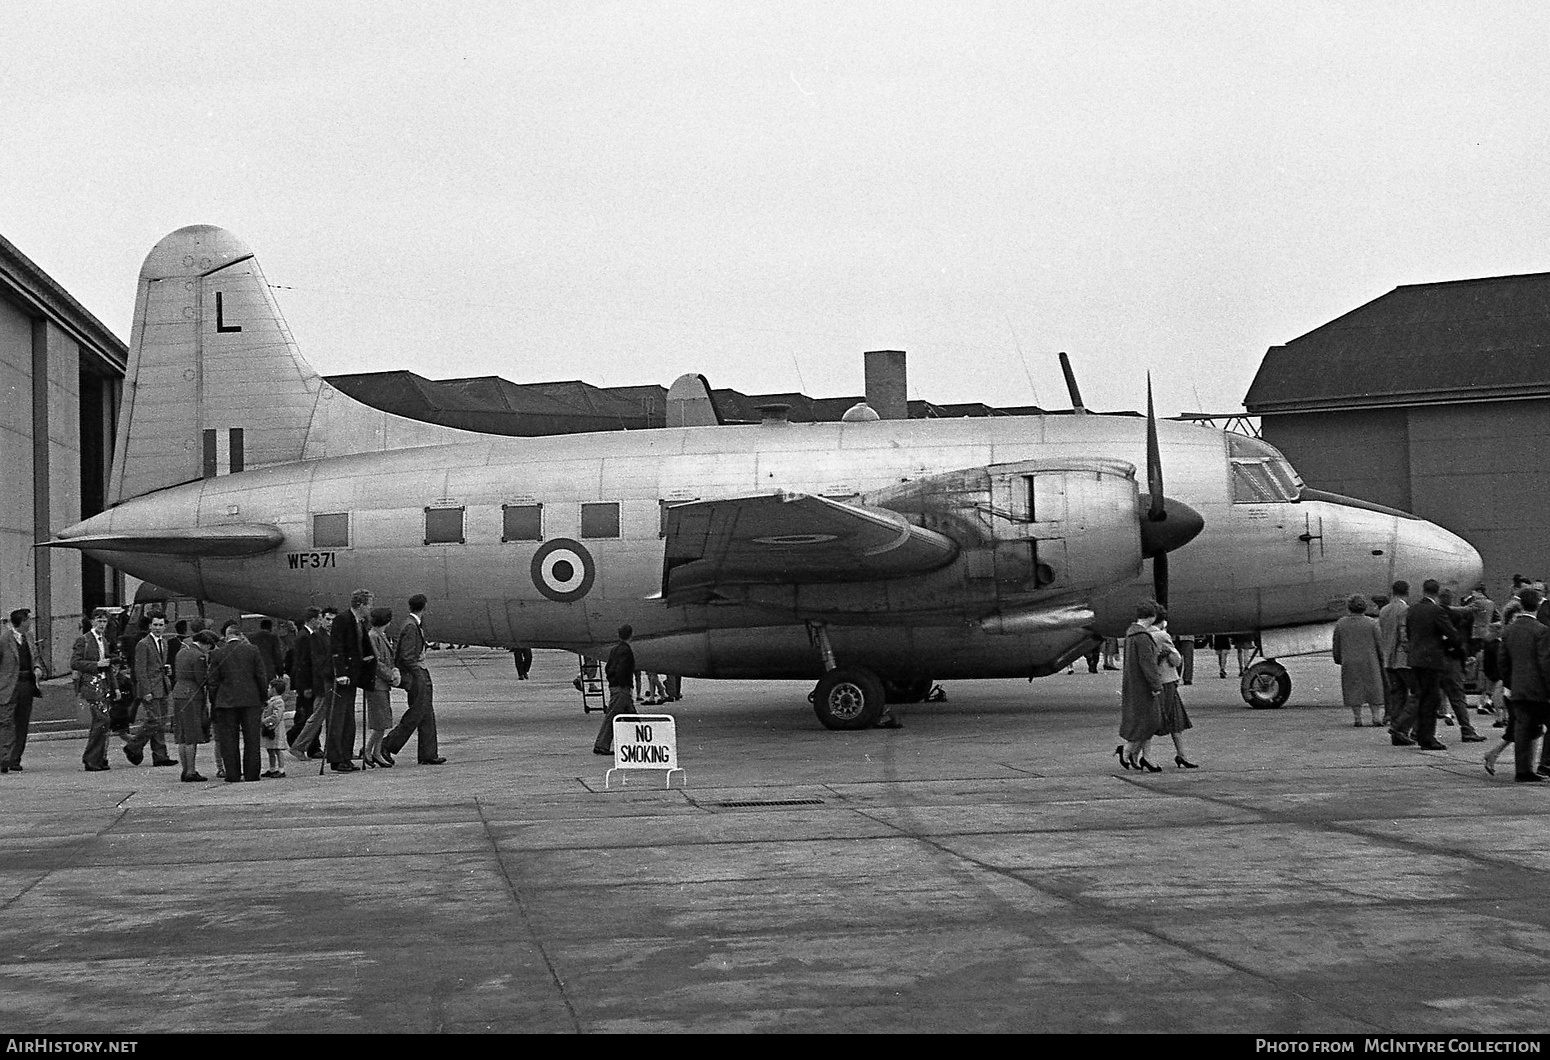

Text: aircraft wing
xmin=662 ymin=492 xmax=959 ymax=602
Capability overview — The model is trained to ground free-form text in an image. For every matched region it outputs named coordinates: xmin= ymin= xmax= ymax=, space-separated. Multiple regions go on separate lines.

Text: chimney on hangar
xmin=863 ymin=349 xmax=908 ymax=420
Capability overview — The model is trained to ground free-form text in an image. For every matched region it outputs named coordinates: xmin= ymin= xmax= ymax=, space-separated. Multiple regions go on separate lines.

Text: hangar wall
xmin=0 ymin=235 xmax=126 ymax=674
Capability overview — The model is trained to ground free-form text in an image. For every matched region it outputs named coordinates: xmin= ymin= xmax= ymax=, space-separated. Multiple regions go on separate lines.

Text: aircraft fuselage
xmin=70 ymin=413 xmax=1481 ymax=680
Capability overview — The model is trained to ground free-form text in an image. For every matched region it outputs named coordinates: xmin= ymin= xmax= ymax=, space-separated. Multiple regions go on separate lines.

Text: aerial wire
xmin=1003 ymin=312 xmax=1040 ymax=407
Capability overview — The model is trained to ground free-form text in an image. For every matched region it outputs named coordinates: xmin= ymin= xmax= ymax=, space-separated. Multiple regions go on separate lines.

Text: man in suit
xmin=1405 ymin=578 xmax=1460 ymax=751
xmin=287 ymin=607 xmax=336 ymax=762
xmin=1378 ymin=580 xmax=1418 ymax=745
xmin=249 ymin=618 xmax=285 ymax=687
xmin=73 ymin=608 xmax=117 ymax=771
xmin=384 ymin=593 xmax=443 ymax=765
xmin=285 ymin=607 xmax=330 ymax=758
xmin=0 ymin=608 xmax=45 ymax=774
xmin=328 ymin=589 xmax=376 ymax=773
xmin=206 ymin=620 xmax=269 ymax=783
xmin=120 ymin=612 xmax=178 ymax=767
xmin=1495 ymin=587 xmax=1550 ymax=782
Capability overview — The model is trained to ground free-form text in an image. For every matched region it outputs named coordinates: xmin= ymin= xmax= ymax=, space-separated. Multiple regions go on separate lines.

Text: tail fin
xmin=109 ymin=225 xmax=475 ymax=505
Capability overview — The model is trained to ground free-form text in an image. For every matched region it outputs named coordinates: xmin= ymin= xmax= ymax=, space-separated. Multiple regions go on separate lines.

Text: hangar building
xmin=1245 ymin=271 xmax=1550 ymax=597
xmin=0 ymin=235 xmax=127 ymax=673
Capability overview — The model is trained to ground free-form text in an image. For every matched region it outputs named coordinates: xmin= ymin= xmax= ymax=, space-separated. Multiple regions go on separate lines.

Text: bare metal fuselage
xmin=69 ymin=412 xmax=1480 ymax=680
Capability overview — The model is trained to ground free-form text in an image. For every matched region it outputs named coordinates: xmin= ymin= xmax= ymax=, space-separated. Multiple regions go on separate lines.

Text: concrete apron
xmin=1 ymin=649 xmax=1545 ymax=1034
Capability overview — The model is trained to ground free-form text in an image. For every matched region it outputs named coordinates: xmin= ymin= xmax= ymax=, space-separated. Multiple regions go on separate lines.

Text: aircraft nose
xmin=1393 ymin=517 xmax=1483 ymax=593
xmin=1139 ymin=496 xmax=1205 ymax=559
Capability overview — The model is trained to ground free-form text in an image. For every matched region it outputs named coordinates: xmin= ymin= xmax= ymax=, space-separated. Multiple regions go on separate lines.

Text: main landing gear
xmin=806 ymin=622 xmax=905 ymax=730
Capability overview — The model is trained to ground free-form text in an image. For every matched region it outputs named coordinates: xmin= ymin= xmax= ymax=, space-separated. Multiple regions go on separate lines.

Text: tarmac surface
xmin=3 ymin=648 xmax=1548 ymax=1035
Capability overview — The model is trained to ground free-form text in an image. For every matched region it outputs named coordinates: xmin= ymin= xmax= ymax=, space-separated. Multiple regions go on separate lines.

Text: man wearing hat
xmin=0 ymin=608 xmax=45 ymax=774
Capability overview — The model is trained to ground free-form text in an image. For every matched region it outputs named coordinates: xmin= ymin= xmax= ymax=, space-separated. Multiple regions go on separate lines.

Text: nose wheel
xmin=1241 ymin=659 xmax=1291 ymax=709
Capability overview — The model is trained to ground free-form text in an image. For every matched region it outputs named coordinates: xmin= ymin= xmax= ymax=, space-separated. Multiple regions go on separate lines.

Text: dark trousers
xmin=1385 ymin=667 xmax=1419 ymax=735
xmin=213 ymin=705 xmax=262 ymax=781
xmin=593 ymin=685 xmax=635 ymax=753
xmin=384 ymin=666 xmax=437 ymax=761
xmin=81 ymin=697 xmax=112 ymax=769
xmin=1441 ymin=660 xmax=1476 ymax=733
xmin=513 ymin=648 xmax=532 ymax=679
xmin=1413 ymin=669 xmax=1443 ymax=744
xmin=0 ymin=679 xmax=34 ymax=767
xmin=1510 ymin=700 xmax=1548 ymax=779
xmin=327 ymin=685 xmax=358 ymax=765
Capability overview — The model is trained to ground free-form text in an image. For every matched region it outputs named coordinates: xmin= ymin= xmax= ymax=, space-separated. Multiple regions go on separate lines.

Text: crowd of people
xmin=55 ymin=588 xmax=445 ymax=784
xmin=1333 ymin=576 xmax=1550 ymax=783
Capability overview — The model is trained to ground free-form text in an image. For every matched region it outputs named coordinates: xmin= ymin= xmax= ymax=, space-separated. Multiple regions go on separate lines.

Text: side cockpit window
xmin=1229 ymin=434 xmax=1303 ymax=503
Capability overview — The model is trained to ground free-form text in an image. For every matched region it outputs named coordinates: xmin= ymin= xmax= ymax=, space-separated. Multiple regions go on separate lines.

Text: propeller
xmin=1137 ymin=374 xmax=1204 ymax=608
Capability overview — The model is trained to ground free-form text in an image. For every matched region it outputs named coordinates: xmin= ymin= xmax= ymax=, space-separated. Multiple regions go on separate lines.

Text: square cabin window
xmin=424 ymin=506 xmax=465 ymax=545
xmin=502 ymin=503 xmax=543 ymax=542
xmin=313 ymin=513 xmax=349 ymax=548
xmin=580 ymin=502 xmax=620 ymax=539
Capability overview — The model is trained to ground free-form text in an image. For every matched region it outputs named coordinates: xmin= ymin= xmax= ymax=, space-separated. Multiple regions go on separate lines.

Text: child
xmin=260 ymin=676 xmax=287 ymax=778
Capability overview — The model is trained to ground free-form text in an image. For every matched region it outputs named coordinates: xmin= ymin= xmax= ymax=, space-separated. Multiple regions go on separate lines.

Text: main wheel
xmin=812 ymin=667 xmax=886 ymax=730
xmin=883 ymin=677 xmax=933 ymax=704
xmin=1241 ymin=660 xmax=1291 ymax=709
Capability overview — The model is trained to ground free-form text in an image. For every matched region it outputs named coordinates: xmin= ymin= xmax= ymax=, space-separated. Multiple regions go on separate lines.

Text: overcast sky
xmin=4 ymin=1 xmax=1547 ymax=415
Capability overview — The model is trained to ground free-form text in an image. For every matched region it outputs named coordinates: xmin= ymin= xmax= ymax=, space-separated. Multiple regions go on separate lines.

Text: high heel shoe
xmin=1174 ymin=755 xmax=1198 ymax=769
xmin=362 ymin=756 xmax=376 ymax=768
xmin=1114 ymin=745 xmax=1132 ymax=770
xmin=1137 ymin=756 xmax=1162 ymax=773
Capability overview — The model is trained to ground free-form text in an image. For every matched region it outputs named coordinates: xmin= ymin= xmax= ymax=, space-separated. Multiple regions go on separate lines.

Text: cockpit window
xmin=1229 ymin=434 xmax=1303 ymax=503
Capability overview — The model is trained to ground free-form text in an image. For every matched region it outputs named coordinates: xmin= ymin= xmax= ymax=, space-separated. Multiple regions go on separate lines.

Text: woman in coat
xmin=171 ymin=629 xmax=217 ymax=782
xmin=1117 ymin=600 xmax=1164 ymax=772
xmin=1332 ymin=594 xmax=1386 ymax=727
xmin=1150 ymin=609 xmax=1197 ymax=768
xmin=363 ymin=607 xmax=398 ymax=768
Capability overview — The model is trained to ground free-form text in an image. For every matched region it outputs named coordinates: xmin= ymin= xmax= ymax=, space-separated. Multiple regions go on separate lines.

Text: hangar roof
xmin=0 ymin=232 xmax=127 ymax=373
xmin=1245 ymin=271 xmax=1550 ymax=413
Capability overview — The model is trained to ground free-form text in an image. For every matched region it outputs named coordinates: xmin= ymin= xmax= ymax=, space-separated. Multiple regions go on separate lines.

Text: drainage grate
xmin=713 ymin=798 xmax=825 ymax=808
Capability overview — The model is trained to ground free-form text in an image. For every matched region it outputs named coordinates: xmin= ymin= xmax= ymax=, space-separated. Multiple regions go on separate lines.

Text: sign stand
xmin=605 ymin=713 xmax=685 ymax=790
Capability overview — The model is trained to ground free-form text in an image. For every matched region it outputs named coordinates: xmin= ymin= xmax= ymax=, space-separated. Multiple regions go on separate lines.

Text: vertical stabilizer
xmin=109 ymin=226 xmax=477 ymax=504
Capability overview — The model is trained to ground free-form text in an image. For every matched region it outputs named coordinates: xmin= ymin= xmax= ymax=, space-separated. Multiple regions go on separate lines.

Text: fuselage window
xmin=313 ymin=513 xmax=349 ymax=548
xmin=424 ymin=506 xmax=465 ymax=545
xmin=502 ymin=503 xmax=543 ymax=542
xmin=581 ymin=502 xmax=621 ymax=539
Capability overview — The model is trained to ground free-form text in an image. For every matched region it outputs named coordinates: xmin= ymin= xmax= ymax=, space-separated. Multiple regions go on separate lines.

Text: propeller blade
xmin=1145 ymin=374 xmax=1165 ymax=522
xmin=1154 ymin=550 xmax=1169 ymax=609
xmin=1058 ymin=352 xmax=1086 ymax=413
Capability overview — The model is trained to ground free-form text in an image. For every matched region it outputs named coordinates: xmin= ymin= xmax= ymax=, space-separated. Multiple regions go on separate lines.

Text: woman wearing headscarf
xmin=171 ymin=629 xmax=218 ymax=782
xmin=1332 ymin=593 xmax=1387 ymax=727
xmin=1117 ymin=600 xmax=1164 ymax=772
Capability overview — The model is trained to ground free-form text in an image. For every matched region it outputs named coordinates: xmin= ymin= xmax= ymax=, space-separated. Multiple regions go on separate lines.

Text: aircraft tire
xmin=813 ymin=667 xmax=886 ymax=730
xmin=883 ymin=678 xmax=934 ymax=704
xmin=1240 ymin=660 xmax=1291 ymax=709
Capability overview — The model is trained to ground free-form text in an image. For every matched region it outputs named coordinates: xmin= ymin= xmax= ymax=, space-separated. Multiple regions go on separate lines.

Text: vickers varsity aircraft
xmin=47 ymin=226 xmax=1482 ymax=728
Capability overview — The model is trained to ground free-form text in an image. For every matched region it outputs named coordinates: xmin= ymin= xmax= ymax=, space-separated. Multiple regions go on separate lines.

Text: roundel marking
xmin=531 ymin=538 xmax=596 ymax=602
xmin=751 ymin=533 xmax=839 ymax=545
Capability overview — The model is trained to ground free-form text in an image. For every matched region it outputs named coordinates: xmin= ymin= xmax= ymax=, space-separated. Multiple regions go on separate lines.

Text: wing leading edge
xmin=662 ymin=492 xmax=959 ymax=604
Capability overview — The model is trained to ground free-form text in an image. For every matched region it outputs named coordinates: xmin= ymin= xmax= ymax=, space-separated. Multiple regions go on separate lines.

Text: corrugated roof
xmin=1245 ymin=272 xmax=1550 ymax=413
